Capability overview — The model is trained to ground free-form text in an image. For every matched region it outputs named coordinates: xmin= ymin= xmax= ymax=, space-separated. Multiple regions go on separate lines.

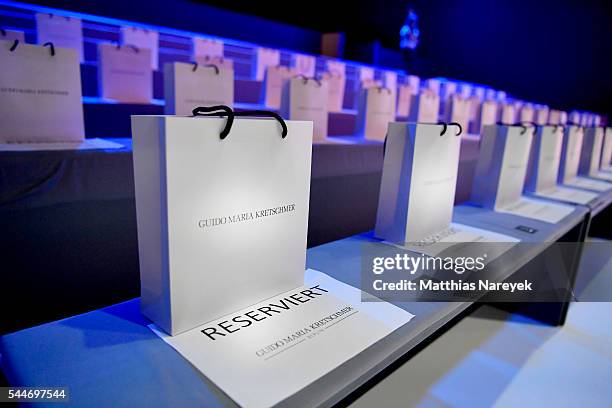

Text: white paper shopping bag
xmin=500 ymin=103 xmax=516 ymax=124
xmin=525 ymin=125 xmax=564 ymax=193
xmin=262 ymin=65 xmax=296 ymax=109
xmin=579 ymin=127 xmax=604 ymax=176
xmin=601 ymin=127 xmax=612 ymax=170
xmin=253 ymin=47 xmax=280 ymax=81
xmin=383 ymin=71 xmax=397 ymax=93
xmin=192 ymin=37 xmax=223 ymax=60
xmin=396 ymin=83 xmax=416 ymax=117
xmin=325 ymin=60 xmax=345 ymax=78
xmin=321 ymin=71 xmax=345 ymax=113
xmin=425 ymin=78 xmax=441 ymax=94
xmin=375 ymin=122 xmax=462 ymax=243
xmin=471 ymin=124 xmax=534 ymax=209
xmin=549 ymin=109 xmax=561 ymax=125
xmin=407 ymin=75 xmax=420 ymax=91
xmin=355 ymin=87 xmax=396 ymax=141
xmin=520 ymin=104 xmax=535 ymax=123
xmin=120 ymin=26 xmax=159 ymax=69
xmin=359 ymin=66 xmax=374 ymax=82
xmin=0 ymin=28 xmax=24 ymax=42
xmin=291 ymin=53 xmax=316 ymax=77
xmin=164 ymin=62 xmax=234 ymax=115
xmin=408 ymin=89 xmax=439 ymax=123
xmin=535 ymin=105 xmax=549 ymax=125
xmin=98 ymin=43 xmax=152 ymax=103
xmin=445 ymin=95 xmax=471 ymax=131
xmin=0 ymin=40 xmax=84 ymax=142
xmin=132 ymin=107 xmax=313 ymax=335
xmin=35 ymin=13 xmax=83 ymax=62
xmin=280 ymin=76 xmax=329 ymax=141
xmin=559 ymin=125 xmax=584 ymax=183
xmin=470 ymin=100 xmax=497 ymax=134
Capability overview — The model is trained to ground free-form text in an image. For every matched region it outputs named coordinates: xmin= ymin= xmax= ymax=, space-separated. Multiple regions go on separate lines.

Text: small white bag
xmin=525 ymin=125 xmax=564 ymax=193
xmin=534 ymin=105 xmax=550 ymax=125
xmin=291 ymin=53 xmax=316 ymax=77
xmin=321 ymin=71 xmax=345 ymax=113
xmin=445 ymin=95 xmax=471 ymax=132
xmin=192 ymin=37 xmax=223 ymax=60
xmin=164 ymin=61 xmax=234 ymax=115
xmin=132 ymin=106 xmax=313 ymax=335
xmin=280 ymin=76 xmax=329 ymax=141
xmin=35 ymin=13 xmax=83 ymax=62
xmin=558 ymin=125 xmax=584 ymax=183
xmin=355 ymin=86 xmax=396 ymax=141
xmin=520 ymin=104 xmax=535 ymax=123
xmin=408 ymin=89 xmax=439 ymax=123
xmin=396 ymin=83 xmax=416 ymax=117
xmin=470 ymin=100 xmax=497 ymax=134
xmin=0 ymin=40 xmax=84 ymax=142
xmin=121 ymin=26 xmax=158 ymax=70
xmin=375 ymin=122 xmax=462 ymax=243
xmin=601 ymin=127 xmax=612 ymax=170
xmin=98 ymin=43 xmax=153 ymax=103
xmin=262 ymin=65 xmax=296 ymax=109
xmin=579 ymin=127 xmax=604 ymax=176
xmin=253 ymin=47 xmax=280 ymax=81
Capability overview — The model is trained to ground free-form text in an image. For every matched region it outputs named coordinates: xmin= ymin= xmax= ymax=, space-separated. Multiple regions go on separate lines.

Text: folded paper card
xmin=192 ymin=37 xmax=223 ymax=60
xmin=281 ymin=77 xmax=329 ymax=141
xmin=35 ymin=13 xmax=83 ymax=62
xmin=472 ymin=124 xmax=574 ymax=223
xmin=355 ymin=87 xmax=396 ymax=141
xmin=262 ymin=65 xmax=296 ymax=109
xmin=291 ymin=53 xmax=316 ymax=78
xmin=120 ymin=26 xmax=158 ymax=69
xmin=164 ymin=61 xmax=234 ymax=115
xmin=0 ymin=41 xmax=84 ymax=143
xmin=98 ymin=43 xmax=153 ymax=103
xmin=376 ymin=122 xmax=462 ymax=243
xmin=132 ymin=113 xmax=313 ymax=335
xmin=254 ymin=47 xmax=280 ymax=81
xmin=408 ymin=89 xmax=439 ymax=123
xmin=151 ymin=269 xmax=414 ymax=408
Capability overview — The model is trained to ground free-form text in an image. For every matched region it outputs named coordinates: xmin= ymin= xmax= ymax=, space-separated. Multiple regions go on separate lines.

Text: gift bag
xmin=407 ymin=75 xmax=420 ymax=91
xmin=355 ymin=87 xmax=396 ymax=141
xmin=291 ymin=53 xmax=316 ymax=77
xmin=558 ymin=125 xmax=584 ymax=183
xmin=445 ymin=95 xmax=471 ymax=132
xmin=1 ymin=28 xmax=24 ymax=42
xmin=535 ymin=105 xmax=549 ymax=125
xmin=164 ymin=62 xmax=234 ymax=115
xmin=470 ymin=100 xmax=497 ymax=134
xmin=499 ymin=103 xmax=516 ymax=124
xmin=193 ymin=37 xmax=223 ymax=60
xmin=579 ymin=127 xmax=610 ymax=180
xmin=262 ymin=65 xmax=296 ymax=109
xmin=396 ymin=83 xmax=416 ymax=117
xmin=98 ymin=43 xmax=153 ymax=103
xmin=253 ymin=47 xmax=280 ymax=81
xmin=440 ymin=81 xmax=457 ymax=117
xmin=321 ymin=71 xmax=345 ymax=113
xmin=601 ymin=127 xmax=612 ymax=170
xmin=459 ymin=83 xmax=472 ymax=98
xmin=132 ymin=107 xmax=313 ymax=335
xmin=280 ymin=76 xmax=329 ymax=141
xmin=359 ymin=66 xmax=374 ymax=83
xmin=425 ymin=78 xmax=441 ymax=94
xmin=520 ymin=104 xmax=535 ymax=123
xmin=471 ymin=124 xmax=534 ymax=209
xmin=121 ymin=26 xmax=158 ymax=70
xmin=525 ymin=125 xmax=564 ymax=193
xmin=408 ymin=89 xmax=440 ymax=123
xmin=383 ymin=71 xmax=397 ymax=93
xmin=35 ymin=13 xmax=83 ymax=62
xmin=0 ymin=40 xmax=84 ymax=142
xmin=549 ymin=109 xmax=561 ymax=125
xmin=375 ymin=122 xmax=462 ymax=243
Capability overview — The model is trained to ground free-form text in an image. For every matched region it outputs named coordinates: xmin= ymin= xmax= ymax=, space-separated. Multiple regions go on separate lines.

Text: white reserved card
xmin=393 ymin=222 xmax=520 ymax=258
xmin=533 ymin=186 xmax=598 ymax=205
xmin=151 ymin=269 xmax=414 ymax=408
xmin=563 ymin=177 xmax=611 ymax=192
xmin=497 ymin=197 xmax=574 ymax=224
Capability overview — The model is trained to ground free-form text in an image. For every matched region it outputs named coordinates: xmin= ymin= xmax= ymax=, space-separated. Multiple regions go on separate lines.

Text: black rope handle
xmin=43 ymin=42 xmax=55 ymax=56
xmin=294 ymin=74 xmax=322 ymax=87
xmin=436 ymin=121 xmax=462 ymax=136
xmin=115 ymin=42 xmax=140 ymax=53
xmin=449 ymin=122 xmax=463 ymax=136
xmin=9 ymin=39 xmax=19 ymax=52
xmin=192 ymin=105 xmax=287 ymax=140
xmin=191 ymin=62 xmax=220 ymax=74
xmin=376 ymin=86 xmax=392 ymax=94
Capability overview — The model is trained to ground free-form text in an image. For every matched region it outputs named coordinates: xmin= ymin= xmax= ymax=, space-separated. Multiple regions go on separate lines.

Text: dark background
xmin=21 ymin=0 xmax=612 ymax=117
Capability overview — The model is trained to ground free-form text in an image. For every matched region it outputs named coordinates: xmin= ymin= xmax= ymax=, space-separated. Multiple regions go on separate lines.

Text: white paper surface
xmin=533 ymin=186 xmax=598 ymax=205
xmin=392 ymin=222 xmax=520 ymax=258
xmin=497 ymin=197 xmax=574 ymax=224
xmin=0 ymin=138 xmax=123 ymax=151
xmin=151 ymin=269 xmax=414 ymax=408
xmin=563 ymin=177 xmax=611 ymax=192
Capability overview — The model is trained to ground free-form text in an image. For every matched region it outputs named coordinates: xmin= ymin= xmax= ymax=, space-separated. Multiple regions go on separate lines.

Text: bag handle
xmin=437 ymin=121 xmax=462 ymax=136
xmin=7 ymin=40 xmax=55 ymax=56
xmin=191 ymin=62 xmax=219 ymax=74
xmin=192 ymin=105 xmax=288 ymax=140
xmin=294 ymin=74 xmax=322 ymax=87
xmin=114 ymin=42 xmax=140 ymax=53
